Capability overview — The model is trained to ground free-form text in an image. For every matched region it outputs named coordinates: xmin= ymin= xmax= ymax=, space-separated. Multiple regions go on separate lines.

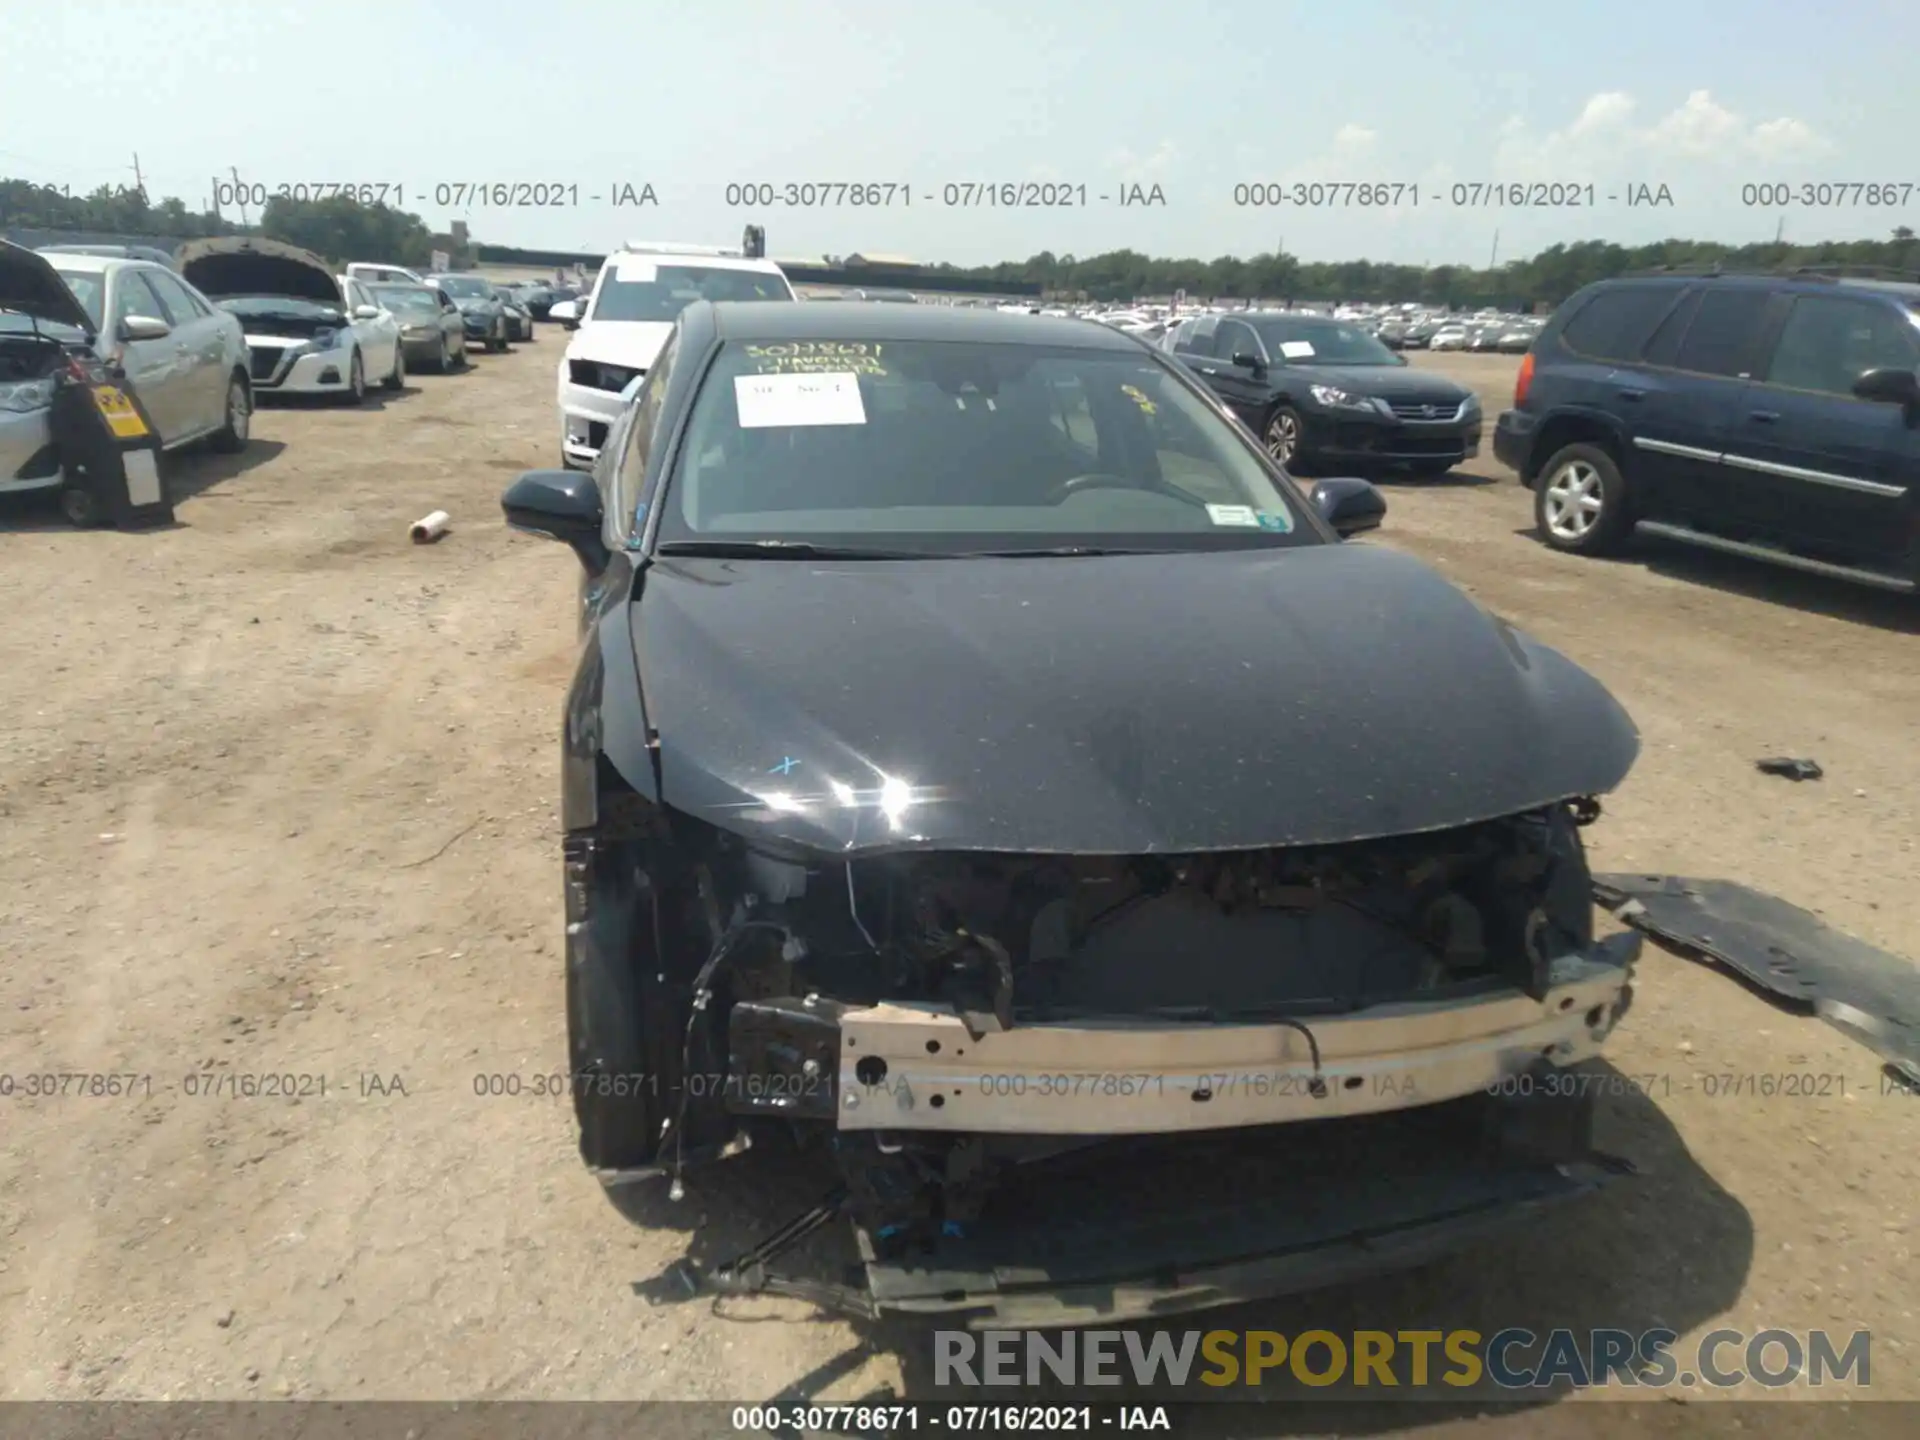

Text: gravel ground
xmin=0 ymin=339 xmax=1914 ymax=1432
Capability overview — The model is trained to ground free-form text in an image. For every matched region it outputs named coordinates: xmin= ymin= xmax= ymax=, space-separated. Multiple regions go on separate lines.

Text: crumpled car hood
xmin=0 ymin=240 xmax=95 ymax=333
xmin=630 ymin=542 xmax=1640 ymax=855
xmin=178 ymin=237 xmax=342 ymax=304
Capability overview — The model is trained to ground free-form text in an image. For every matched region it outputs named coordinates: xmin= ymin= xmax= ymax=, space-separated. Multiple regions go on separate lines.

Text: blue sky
xmin=4 ymin=0 xmax=1916 ymax=266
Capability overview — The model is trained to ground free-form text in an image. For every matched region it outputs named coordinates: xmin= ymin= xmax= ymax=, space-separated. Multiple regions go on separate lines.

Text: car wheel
xmin=209 ymin=372 xmax=251 ymax=453
xmin=383 ymin=343 xmax=405 ymax=391
xmin=567 ymin=850 xmax=671 ymax=1173
xmin=1534 ymin=442 xmax=1633 ymax=556
xmin=344 ymin=349 xmax=367 ymax=406
xmin=1263 ymin=404 xmax=1306 ymax=469
xmin=454 ymin=336 xmax=469 ymax=369
xmin=60 ymin=480 xmax=104 ymax=528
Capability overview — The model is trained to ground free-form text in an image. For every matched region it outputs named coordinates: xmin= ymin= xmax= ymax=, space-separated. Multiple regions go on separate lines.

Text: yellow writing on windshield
xmin=745 ymin=343 xmax=887 ymax=377
xmin=1120 ymin=383 xmax=1157 ymax=415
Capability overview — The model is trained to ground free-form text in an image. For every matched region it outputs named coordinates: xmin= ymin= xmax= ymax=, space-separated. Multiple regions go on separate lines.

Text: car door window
xmin=114 ymin=271 xmax=171 ymax=329
xmin=1216 ymin=319 xmax=1262 ymax=364
xmin=141 ymin=270 xmax=202 ymax=327
xmin=1639 ymin=288 xmax=1703 ymax=369
xmin=609 ymin=331 xmax=678 ymax=543
xmin=1671 ymin=289 xmax=1773 ymax=379
xmin=1182 ymin=315 xmax=1219 ymax=356
xmin=1762 ymin=295 xmax=1920 ymax=396
xmin=1558 ymin=284 xmax=1680 ymax=362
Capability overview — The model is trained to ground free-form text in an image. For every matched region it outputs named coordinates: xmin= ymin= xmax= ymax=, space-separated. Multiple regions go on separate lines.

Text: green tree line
xmin=6 ymin=177 xmax=1916 ymax=304
xmin=942 ymin=229 xmax=1920 ymax=306
xmin=1 ymin=179 xmax=436 ymax=267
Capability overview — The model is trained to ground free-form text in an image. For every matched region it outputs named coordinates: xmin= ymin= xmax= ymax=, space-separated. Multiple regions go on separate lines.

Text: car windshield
xmin=433 ymin=276 xmax=492 ymax=300
xmin=1248 ymin=318 xmax=1398 ymax=366
xmin=369 ymin=286 xmax=440 ymax=318
xmin=590 ymin=263 xmax=790 ymax=322
xmin=0 ymin=310 xmax=87 ymax=342
xmin=49 ymin=270 xmax=105 ymax=330
xmin=654 ymin=338 xmax=1313 ymax=556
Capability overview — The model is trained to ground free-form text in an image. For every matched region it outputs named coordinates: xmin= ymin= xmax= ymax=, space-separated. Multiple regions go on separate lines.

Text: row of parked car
xmin=1 ymin=241 xmax=566 ymax=524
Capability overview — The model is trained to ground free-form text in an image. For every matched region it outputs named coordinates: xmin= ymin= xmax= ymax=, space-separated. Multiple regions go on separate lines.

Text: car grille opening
xmin=569 ymin=359 xmax=641 ymax=393
xmin=249 ymin=348 xmax=283 ymax=382
xmin=586 ymin=420 xmax=609 ymax=451
xmin=1386 ymin=400 xmax=1462 ymax=421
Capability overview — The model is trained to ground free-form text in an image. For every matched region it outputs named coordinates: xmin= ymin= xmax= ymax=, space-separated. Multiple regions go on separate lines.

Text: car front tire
xmin=383 ymin=343 xmax=405 ymax=391
xmin=1534 ymin=442 xmax=1634 ymax=556
xmin=1263 ymin=404 xmax=1307 ymax=471
xmin=342 ymin=349 xmax=367 ymax=406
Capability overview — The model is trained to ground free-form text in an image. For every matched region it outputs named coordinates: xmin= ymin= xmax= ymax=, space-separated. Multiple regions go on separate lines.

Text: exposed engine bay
xmin=0 ymin=331 xmax=72 ymax=386
xmin=717 ymin=801 xmax=1598 ymax=1022
xmin=629 ymin=799 xmax=1629 ymax=1260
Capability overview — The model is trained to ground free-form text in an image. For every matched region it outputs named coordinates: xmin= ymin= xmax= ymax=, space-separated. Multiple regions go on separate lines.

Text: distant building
xmin=842 ymin=253 xmax=919 ymax=269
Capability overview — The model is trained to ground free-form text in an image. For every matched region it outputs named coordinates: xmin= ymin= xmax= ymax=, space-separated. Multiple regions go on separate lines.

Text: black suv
xmin=1494 ymin=266 xmax=1920 ymax=593
xmin=1165 ymin=311 xmax=1482 ymax=476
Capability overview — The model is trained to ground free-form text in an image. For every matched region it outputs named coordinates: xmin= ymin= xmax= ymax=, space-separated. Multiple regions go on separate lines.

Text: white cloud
xmin=1749 ymin=116 xmax=1829 ymax=163
xmin=1105 ymin=140 xmax=1178 ymax=183
xmin=1493 ymin=90 xmax=1832 ymax=177
xmin=1568 ymin=92 xmax=1636 ymax=138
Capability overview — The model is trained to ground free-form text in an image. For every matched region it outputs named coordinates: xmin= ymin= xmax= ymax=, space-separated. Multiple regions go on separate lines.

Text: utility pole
xmin=131 ymin=153 xmax=146 ymax=199
xmin=1774 ymin=214 xmax=1785 ymax=245
xmin=231 ymin=166 xmax=249 ymax=227
xmin=1489 ymin=229 xmax=1500 ymax=269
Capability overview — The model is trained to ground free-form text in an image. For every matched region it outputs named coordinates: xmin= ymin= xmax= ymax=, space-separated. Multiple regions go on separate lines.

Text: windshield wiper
xmin=654 ymin=539 xmax=947 ymax=559
xmin=954 ymin=546 xmax=1177 ymax=558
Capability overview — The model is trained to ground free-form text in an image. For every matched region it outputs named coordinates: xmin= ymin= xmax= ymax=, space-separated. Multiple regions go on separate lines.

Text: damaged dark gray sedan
xmin=502 ymin=302 xmax=1644 ymax=1326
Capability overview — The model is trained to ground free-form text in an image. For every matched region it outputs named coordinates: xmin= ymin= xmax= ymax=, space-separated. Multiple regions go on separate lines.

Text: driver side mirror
xmin=502 ymin=468 xmax=609 ymax=574
xmin=1311 ymin=477 xmax=1387 ymax=538
xmin=352 ymin=304 xmax=382 ymax=320
xmin=120 ymin=314 xmax=171 ymax=341
xmin=1231 ymin=350 xmax=1264 ymax=371
xmin=551 ymin=300 xmax=580 ymax=329
xmin=1853 ymin=366 xmax=1920 ymax=406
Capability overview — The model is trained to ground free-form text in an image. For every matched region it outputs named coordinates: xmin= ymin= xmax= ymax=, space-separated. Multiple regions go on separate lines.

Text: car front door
xmin=347 ymin=280 xmax=397 ymax=375
xmin=1195 ymin=319 xmax=1272 ymax=426
xmin=139 ymin=267 xmax=225 ymax=437
xmin=1618 ymin=286 xmax=1773 ymax=531
xmin=1723 ymin=291 xmax=1919 ymax=565
xmin=110 ymin=270 xmax=187 ymax=441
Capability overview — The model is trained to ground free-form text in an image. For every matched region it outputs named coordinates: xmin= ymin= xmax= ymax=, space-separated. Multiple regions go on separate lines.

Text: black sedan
xmin=493 ymin=285 xmax=537 ymax=342
xmin=429 ymin=273 xmax=510 ymax=352
xmin=1166 ymin=311 xmax=1482 ymax=477
xmin=500 ymin=302 xmax=1640 ymax=1327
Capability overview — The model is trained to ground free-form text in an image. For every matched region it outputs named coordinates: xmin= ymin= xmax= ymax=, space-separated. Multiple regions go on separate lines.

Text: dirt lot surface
xmin=1 ymin=339 xmax=1915 ymax=1433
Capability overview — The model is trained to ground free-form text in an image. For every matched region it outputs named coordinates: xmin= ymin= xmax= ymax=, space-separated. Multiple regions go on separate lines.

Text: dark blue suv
xmin=1493 ymin=267 xmax=1920 ymax=594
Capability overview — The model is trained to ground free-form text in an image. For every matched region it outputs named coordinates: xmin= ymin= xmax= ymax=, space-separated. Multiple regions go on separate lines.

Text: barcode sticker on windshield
xmin=1205 ymin=504 xmax=1260 ymax=527
xmin=734 ymin=372 xmax=867 ymax=428
xmin=1278 ymin=340 xmax=1315 ymax=359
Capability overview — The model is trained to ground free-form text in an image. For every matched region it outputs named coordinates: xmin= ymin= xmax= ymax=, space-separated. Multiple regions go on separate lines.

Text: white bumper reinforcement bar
xmin=835 ymin=943 xmax=1637 ymax=1135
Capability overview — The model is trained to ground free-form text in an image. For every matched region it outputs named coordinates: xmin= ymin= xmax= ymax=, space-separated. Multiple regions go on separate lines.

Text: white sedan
xmin=178 ymin=238 xmax=403 ymax=404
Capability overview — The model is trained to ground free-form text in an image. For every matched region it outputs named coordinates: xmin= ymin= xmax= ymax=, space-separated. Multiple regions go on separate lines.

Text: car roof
xmin=1593 ymin=272 xmax=1920 ymax=303
xmin=609 ymin=249 xmax=784 ymax=273
xmin=1236 ymin=311 xmax=1355 ymax=325
xmin=705 ymin=300 xmax=1144 ymax=350
xmin=39 ymin=253 xmax=124 ymax=275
